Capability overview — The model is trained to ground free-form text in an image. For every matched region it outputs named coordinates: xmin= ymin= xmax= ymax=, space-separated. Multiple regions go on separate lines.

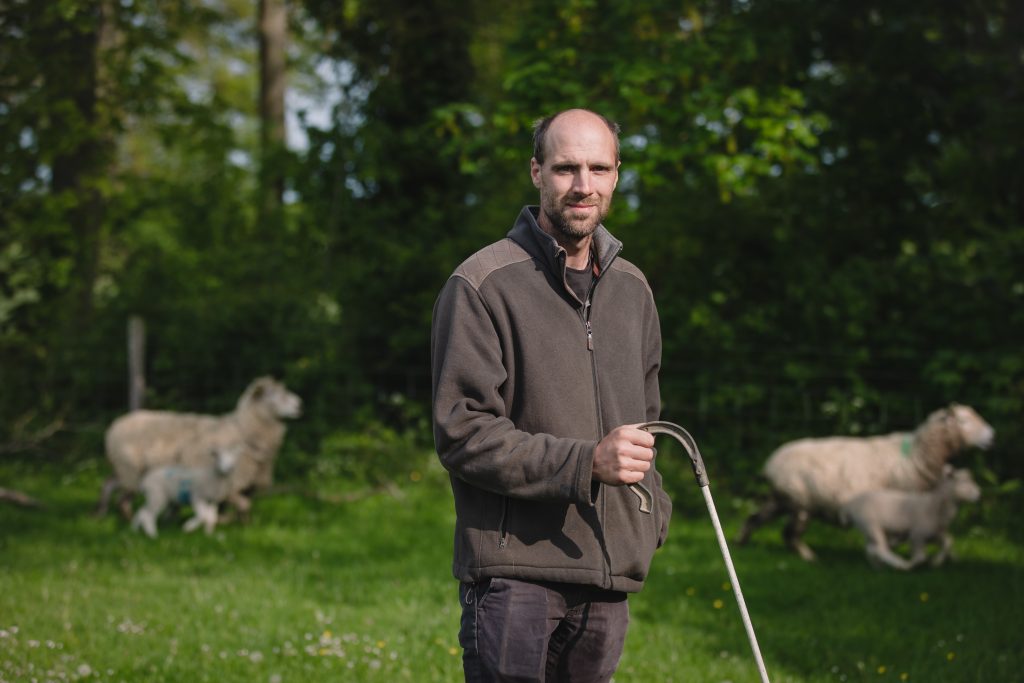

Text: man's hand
xmin=592 ymin=424 xmax=655 ymax=486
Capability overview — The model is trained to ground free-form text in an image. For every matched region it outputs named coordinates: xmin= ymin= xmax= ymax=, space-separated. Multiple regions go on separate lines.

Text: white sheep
xmin=97 ymin=376 xmax=302 ymax=521
xmin=131 ymin=445 xmax=241 ymax=538
xmin=839 ymin=466 xmax=981 ymax=570
xmin=736 ymin=403 xmax=994 ymax=561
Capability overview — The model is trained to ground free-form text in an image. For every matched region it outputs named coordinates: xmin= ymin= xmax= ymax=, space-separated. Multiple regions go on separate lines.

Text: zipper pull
xmin=586 ymin=320 xmax=594 ymax=350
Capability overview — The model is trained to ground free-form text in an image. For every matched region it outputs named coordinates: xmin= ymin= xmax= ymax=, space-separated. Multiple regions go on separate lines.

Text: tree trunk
xmin=128 ymin=316 xmax=146 ymax=411
xmin=258 ymin=0 xmax=288 ymax=221
xmin=49 ymin=0 xmax=118 ymax=327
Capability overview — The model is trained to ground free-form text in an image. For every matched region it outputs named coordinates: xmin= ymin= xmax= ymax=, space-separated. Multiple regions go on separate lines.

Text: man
xmin=431 ymin=108 xmax=671 ymax=682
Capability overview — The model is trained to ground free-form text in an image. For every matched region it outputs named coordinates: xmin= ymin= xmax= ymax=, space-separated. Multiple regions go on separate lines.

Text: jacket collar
xmin=508 ymin=206 xmax=622 ymax=277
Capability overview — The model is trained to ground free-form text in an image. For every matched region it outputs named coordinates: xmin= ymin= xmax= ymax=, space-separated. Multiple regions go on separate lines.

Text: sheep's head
xmin=945 ymin=404 xmax=995 ymax=451
xmin=214 ymin=445 xmax=243 ymax=474
xmin=947 ymin=467 xmax=982 ymax=504
xmin=239 ymin=376 xmax=303 ymax=420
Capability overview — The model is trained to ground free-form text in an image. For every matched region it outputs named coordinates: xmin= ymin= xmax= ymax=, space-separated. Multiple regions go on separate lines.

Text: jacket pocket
xmin=655 ymin=486 xmax=672 ymax=548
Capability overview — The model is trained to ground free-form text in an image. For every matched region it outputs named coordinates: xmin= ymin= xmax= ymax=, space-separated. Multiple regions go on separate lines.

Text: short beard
xmin=543 ymin=204 xmax=607 ymax=242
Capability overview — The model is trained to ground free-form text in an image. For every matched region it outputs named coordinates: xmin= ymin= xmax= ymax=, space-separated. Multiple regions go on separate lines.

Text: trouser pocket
xmin=458 ymin=579 xmax=492 ymax=651
xmin=458 ymin=579 xmax=496 ymax=682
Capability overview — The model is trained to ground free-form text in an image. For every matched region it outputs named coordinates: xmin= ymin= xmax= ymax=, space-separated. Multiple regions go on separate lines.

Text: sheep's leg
xmin=142 ymin=513 xmax=157 ymax=538
xmin=735 ymin=496 xmax=783 ymax=545
xmin=223 ymin=492 xmax=252 ymax=525
xmin=132 ymin=508 xmax=158 ymax=538
xmin=182 ymin=496 xmax=208 ymax=533
xmin=784 ymin=509 xmax=817 ymax=562
xmin=201 ymin=503 xmax=219 ymax=535
xmin=200 ymin=513 xmax=214 ymax=535
xmin=116 ymin=491 xmax=135 ymax=521
xmin=928 ymin=533 xmax=954 ymax=567
xmin=182 ymin=513 xmax=202 ymax=533
xmin=94 ymin=477 xmax=120 ymax=517
xmin=902 ymin=534 xmax=931 ymax=568
xmin=864 ymin=545 xmax=884 ymax=569
xmin=186 ymin=500 xmax=218 ymax=535
xmin=865 ymin=540 xmax=912 ymax=570
xmin=861 ymin=526 xmax=913 ymax=570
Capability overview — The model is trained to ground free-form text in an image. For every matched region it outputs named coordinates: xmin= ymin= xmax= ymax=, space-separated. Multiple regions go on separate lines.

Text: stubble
xmin=541 ymin=197 xmax=610 ymax=242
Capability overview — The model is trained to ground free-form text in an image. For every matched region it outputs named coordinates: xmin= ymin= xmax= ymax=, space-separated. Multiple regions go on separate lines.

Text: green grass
xmin=1 ymin=455 xmax=1022 ymax=683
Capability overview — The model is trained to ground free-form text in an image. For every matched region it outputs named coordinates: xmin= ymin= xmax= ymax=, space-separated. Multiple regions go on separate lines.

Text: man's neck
xmin=561 ymin=237 xmax=593 ymax=270
xmin=537 ymin=215 xmax=594 ymax=270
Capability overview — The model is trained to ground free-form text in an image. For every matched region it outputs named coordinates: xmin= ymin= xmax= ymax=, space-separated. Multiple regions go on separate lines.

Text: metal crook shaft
xmin=629 ymin=420 xmax=771 ymax=683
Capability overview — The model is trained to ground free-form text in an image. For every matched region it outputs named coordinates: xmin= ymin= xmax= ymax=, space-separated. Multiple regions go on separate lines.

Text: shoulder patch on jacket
xmin=609 ymin=257 xmax=654 ymax=296
xmin=453 ymin=238 xmax=531 ymax=290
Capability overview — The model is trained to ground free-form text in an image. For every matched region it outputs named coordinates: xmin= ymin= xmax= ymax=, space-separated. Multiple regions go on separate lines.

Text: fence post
xmin=128 ymin=316 xmax=146 ymax=411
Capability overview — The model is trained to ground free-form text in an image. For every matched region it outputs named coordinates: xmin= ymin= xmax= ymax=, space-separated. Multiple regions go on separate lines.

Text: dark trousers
xmin=458 ymin=577 xmax=629 ymax=682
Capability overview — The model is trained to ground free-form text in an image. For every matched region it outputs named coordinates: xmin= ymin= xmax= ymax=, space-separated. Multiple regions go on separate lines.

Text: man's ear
xmin=530 ymin=157 xmax=542 ymax=188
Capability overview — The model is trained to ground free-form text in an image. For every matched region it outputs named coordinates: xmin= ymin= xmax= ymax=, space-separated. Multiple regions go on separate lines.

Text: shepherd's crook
xmin=630 ymin=421 xmax=771 ymax=683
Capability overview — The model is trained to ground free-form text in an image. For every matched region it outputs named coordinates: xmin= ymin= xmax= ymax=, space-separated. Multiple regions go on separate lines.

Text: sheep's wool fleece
xmin=105 ymin=377 xmax=299 ymax=496
xmin=762 ymin=405 xmax=993 ymax=513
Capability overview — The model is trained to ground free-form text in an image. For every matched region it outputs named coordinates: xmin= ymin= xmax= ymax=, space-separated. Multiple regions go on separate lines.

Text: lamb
xmin=131 ymin=445 xmax=241 ymax=538
xmin=736 ymin=403 xmax=994 ymax=561
xmin=839 ymin=466 xmax=981 ymax=570
xmin=97 ymin=376 xmax=302 ymax=521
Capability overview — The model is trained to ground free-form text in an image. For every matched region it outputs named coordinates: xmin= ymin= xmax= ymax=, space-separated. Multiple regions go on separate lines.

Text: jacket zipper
xmin=581 ymin=277 xmax=603 ymax=432
xmin=497 ymin=497 xmax=509 ymax=548
xmin=568 ymin=244 xmax=622 ymax=587
xmin=582 ymin=278 xmax=612 ymax=586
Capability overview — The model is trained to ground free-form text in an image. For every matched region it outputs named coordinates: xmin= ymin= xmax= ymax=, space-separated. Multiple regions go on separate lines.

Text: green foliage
xmin=0 ymin=0 xmax=1021 ymax=488
xmin=0 ymin=242 xmax=42 ymax=335
xmin=300 ymin=400 xmax=432 ymax=488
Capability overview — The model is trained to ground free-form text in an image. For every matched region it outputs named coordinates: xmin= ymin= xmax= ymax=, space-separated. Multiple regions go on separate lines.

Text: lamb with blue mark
xmin=98 ymin=376 xmax=302 ymax=522
xmin=131 ymin=445 xmax=241 ymax=538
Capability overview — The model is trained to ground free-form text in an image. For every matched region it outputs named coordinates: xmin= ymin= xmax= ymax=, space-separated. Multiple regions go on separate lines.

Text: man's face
xmin=531 ymin=111 xmax=619 ymax=242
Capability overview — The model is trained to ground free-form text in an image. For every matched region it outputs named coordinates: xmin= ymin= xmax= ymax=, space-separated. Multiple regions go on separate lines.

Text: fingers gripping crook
xmin=626 ymin=421 xmax=709 ymax=514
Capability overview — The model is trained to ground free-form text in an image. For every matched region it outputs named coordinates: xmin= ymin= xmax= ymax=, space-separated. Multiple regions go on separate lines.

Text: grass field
xmin=1 ymin=453 xmax=1022 ymax=682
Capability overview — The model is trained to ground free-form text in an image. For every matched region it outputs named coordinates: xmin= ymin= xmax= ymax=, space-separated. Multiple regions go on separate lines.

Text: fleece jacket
xmin=431 ymin=206 xmax=672 ymax=593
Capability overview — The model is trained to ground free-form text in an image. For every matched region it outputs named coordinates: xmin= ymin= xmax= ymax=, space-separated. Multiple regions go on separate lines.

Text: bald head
xmin=532 ymin=109 xmax=621 ymax=165
xmin=529 ymin=109 xmax=620 ymax=251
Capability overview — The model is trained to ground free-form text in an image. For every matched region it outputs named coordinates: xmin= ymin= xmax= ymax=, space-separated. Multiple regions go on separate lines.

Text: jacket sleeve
xmin=644 ymin=297 xmax=662 ymax=424
xmin=431 ymin=275 xmax=596 ymax=506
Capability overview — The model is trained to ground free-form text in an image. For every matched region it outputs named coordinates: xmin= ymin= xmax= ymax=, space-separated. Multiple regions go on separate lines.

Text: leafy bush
xmin=311 ymin=418 xmax=432 ymax=489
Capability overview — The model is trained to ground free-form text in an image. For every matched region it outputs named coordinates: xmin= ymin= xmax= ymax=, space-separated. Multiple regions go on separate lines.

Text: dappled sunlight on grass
xmin=1 ymin=457 xmax=1022 ymax=681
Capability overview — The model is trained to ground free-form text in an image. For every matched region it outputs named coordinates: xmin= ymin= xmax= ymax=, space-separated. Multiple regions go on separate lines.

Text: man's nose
xmin=572 ymin=170 xmax=592 ymax=194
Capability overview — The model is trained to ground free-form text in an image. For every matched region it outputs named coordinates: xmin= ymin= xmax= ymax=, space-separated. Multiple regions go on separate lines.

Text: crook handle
xmin=625 ymin=420 xmax=709 ymax=513
xmin=638 ymin=420 xmax=709 ymax=488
